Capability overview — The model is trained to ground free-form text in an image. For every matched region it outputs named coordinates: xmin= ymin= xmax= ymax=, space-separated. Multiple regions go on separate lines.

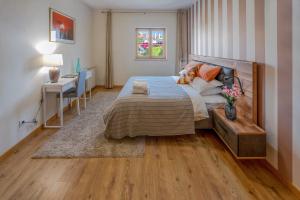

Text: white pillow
xmin=200 ymin=87 xmax=223 ymax=96
xmin=189 ymin=77 xmax=223 ymax=95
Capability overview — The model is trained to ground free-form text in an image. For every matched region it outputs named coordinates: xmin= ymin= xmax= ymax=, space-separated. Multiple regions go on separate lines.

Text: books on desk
xmin=61 ymin=74 xmax=78 ymax=78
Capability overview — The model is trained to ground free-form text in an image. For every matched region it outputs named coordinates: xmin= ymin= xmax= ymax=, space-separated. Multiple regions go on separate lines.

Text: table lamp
xmin=43 ymin=54 xmax=63 ymax=83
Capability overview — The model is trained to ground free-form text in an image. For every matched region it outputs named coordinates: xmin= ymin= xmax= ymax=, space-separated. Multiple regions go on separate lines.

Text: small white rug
xmin=33 ymin=91 xmax=145 ymax=158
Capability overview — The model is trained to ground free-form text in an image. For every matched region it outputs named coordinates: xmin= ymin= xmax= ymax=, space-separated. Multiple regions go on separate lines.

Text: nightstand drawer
xmin=214 ymin=114 xmax=238 ymax=155
xmin=213 ymin=109 xmax=266 ymax=159
xmin=238 ymin=134 xmax=266 ymax=157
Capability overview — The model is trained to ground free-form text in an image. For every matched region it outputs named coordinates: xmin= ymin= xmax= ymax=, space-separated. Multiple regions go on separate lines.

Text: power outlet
xmin=18 ymin=121 xmax=23 ymax=128
xmin=18 ymin=98 xmax=42 ymax=129
xmin=18 ymin=119 xmax=38 ymax=128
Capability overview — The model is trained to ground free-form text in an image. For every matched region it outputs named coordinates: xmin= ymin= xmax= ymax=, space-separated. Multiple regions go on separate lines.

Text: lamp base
xmin=49 ymin=67 xmax=60 ymax=83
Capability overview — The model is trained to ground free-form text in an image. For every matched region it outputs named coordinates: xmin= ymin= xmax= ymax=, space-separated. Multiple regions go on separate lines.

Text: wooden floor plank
xmin=0 ymin=88 xmax=299 ymax=200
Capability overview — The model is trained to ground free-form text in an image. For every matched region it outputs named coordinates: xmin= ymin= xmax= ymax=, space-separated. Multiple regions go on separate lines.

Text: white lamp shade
xmin=43 ymin=54 xmax=63 ymax=67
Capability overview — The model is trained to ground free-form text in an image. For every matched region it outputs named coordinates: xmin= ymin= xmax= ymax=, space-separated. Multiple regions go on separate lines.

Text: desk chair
xmin=58 ymin=71 xmax=87 ymax=115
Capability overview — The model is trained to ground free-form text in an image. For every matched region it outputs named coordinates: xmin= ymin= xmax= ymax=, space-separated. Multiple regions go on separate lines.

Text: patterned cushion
xmin=177 ymin=63 xmax=203 ymax=84
xmin=177 ymin=72 xmax=191 ymax=84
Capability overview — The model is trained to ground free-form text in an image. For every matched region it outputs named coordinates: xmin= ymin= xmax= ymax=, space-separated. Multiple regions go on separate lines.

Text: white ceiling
xmin=82 ymin=0 xmax=193 ymax=10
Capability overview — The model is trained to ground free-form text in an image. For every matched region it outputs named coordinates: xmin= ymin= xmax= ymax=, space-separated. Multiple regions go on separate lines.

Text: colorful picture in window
xmin=151 ymin=29 xmax=165 ymax=58
xmin=137 ymin=29 xmax=150 ymax=58
xmin=136 ymin=28 xmax=166 ymax=59
xmin=50 ymin=8 xmax=75 ymax=43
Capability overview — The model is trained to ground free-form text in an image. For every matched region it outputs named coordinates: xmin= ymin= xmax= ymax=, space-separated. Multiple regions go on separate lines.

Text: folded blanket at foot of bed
xmin=132 ymin=80 xmax=149 ymax=94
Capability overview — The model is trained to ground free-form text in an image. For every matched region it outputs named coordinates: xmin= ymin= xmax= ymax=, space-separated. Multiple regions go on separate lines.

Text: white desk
xmin=43 ymin=78 xmax=77 ymax=128
xmin=42 ymin=72 xmax=93 ymax=128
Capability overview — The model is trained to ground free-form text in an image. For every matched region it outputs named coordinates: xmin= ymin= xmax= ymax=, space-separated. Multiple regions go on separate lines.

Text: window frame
xmin=135 ymin=28 xmax=167 ymax=60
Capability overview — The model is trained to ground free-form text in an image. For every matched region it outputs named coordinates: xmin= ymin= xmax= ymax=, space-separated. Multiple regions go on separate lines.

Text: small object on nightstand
xmin=222 ymin=83 xmax=242 ymax=121
xmin=224 ymin=103 xmax=237 ymax=121
xmin=213 ymin=108 xmax=266 ymax=159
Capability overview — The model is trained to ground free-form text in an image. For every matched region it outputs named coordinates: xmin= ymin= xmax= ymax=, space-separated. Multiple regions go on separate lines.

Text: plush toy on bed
xmin=177 ymin=62 xmax=203 ymax=84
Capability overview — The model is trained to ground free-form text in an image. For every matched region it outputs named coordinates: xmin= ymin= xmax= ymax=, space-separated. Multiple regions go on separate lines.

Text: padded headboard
xmin=189 ymin=55 xmax=259 ymax=124
xmin=216 ymin=66 xmax=234 ymax=87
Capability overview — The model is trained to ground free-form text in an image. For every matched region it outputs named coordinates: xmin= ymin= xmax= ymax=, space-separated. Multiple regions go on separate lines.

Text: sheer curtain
xmin=105 ymin=10 xmax=113 ymax=89
xmin=176 ymin=9 xmax=189 ymax=74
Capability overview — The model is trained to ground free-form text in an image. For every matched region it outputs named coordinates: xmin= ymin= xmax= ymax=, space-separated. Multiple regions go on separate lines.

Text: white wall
xmin=92 ymin=12 xmax=107 ymax=86
xmin=246 ymin=0 xmax=255 ymax=61
xmin=264 ymin=0 xmax=278 ymax=169
xmin=92 ymin=11 xmax=177 ymax=86
xmin=293 ymin=0 xmax=300 ymax=189
xmin=0 ymin=0 xmax=93 ymax=155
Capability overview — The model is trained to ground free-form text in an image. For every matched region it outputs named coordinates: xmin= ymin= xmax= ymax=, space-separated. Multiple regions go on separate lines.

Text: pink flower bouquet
xmin=222 ymin=84 xmax=241 ymax=106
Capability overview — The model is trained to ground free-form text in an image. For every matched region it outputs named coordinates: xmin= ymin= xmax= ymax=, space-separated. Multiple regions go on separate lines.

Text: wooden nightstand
xmin=213 ymin=108 xmax=266 ymax=159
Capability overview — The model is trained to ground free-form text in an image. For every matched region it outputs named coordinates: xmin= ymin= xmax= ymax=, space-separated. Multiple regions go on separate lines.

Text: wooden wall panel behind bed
xmin=189 ymin=55 xmax=261 ymax=126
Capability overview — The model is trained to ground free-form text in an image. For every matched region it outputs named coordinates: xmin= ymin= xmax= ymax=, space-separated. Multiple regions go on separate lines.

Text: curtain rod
xmin=100 ymin=10 xmax=178 ymax=14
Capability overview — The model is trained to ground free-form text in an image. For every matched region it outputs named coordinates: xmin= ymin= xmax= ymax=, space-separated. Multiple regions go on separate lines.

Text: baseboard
xmin=95 ymin=85 xmax=123 ymax=89
xmin=0 ymin=89 xmax=96 ymax=163
xmin=0 ymin=109 xmax=64 ymax=163
xmin=261 ymin=160 xmax=300 ymax=198
xmin=0 ymin=124 xmax=43 ymax=163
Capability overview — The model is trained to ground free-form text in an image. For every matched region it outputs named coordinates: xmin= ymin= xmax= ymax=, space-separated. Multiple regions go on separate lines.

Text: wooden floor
xmin=0 ymin=89 xmax=299 ymax=200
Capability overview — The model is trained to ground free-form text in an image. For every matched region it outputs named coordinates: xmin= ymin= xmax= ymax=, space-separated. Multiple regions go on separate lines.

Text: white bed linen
xmin=172 ymin=76 xmax=209 ymax=121
xmin=202 ymin=95 xmax=226 ymax=104
xmin=203 ymin=95 xmax=227 ymax=110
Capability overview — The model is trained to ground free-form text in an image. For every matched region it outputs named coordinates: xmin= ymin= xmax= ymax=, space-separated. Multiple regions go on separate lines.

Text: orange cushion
xmin=199 ymin=64 xmax=221 ymax=81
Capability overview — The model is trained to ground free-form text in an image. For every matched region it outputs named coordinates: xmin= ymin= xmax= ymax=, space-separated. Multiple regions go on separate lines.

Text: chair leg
xmin=68 ymin=98 xmax=71 ymax=110
xmin=76 ymin=97 xmax=80 ymax=115
xmin=84 ymin=92 xmax=87 ymax=109
xmin=57 ymin=98 xmax=60 ymax=118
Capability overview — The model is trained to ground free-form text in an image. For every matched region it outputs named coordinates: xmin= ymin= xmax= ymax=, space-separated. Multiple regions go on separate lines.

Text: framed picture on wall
xmin=49 ymin=8 xmax=75 ymax=44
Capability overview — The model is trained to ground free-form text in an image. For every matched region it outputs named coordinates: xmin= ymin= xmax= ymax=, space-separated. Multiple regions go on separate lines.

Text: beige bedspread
xmin=103 ymin=76 xmax=196 ymax=138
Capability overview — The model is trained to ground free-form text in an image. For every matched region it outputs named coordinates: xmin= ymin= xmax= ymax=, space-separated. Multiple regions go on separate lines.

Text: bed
xmin=103 ymin=65 xmax=234 ymax=139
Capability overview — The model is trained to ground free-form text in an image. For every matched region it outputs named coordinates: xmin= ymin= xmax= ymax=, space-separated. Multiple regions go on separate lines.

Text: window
xmin=136 ymin=28 xmax=166 ymax=60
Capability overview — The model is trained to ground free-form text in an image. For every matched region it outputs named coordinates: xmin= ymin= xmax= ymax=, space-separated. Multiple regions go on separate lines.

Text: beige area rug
xmin=33 ymin=91 xmax=145 ymax=158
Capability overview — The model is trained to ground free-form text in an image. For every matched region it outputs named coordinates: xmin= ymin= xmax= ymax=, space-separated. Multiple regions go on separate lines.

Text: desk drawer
xmin=214 ymin=114 xmax=238 ymax=155
xmin=45 ymin=82 xmax=75 ymax=93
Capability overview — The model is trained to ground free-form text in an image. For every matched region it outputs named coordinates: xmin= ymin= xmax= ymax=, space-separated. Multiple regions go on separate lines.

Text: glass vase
xmin=225 ymin=103 xmax=237 ymax=121
xmin=75 ymin=58 xmax=81 ymax=74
